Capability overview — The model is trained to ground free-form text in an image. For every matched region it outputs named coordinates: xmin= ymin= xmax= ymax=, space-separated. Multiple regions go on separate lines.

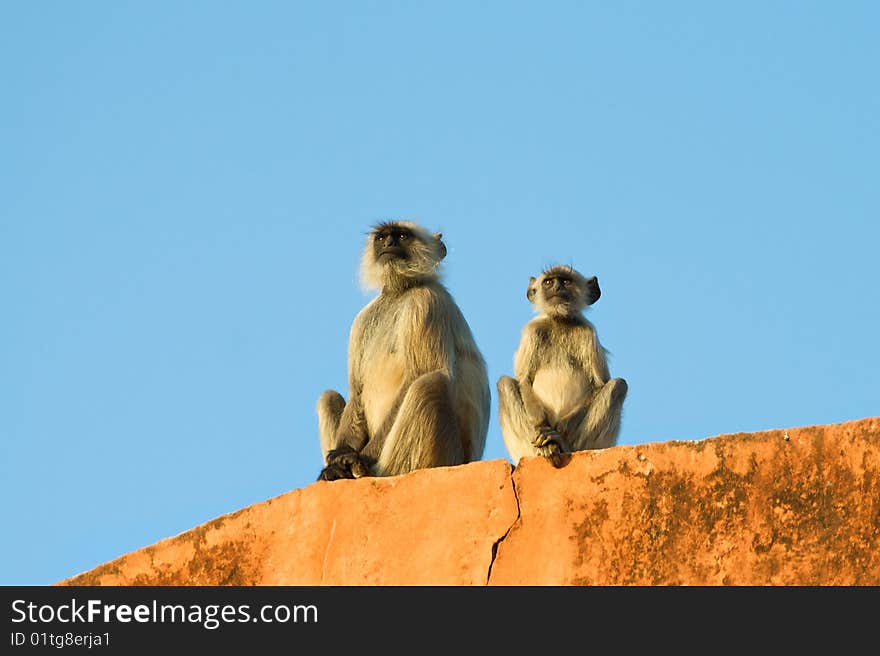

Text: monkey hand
xmin=318 ymin=445 xmax=373 ymax=481
xmin=532 ymin=424 xmax=565 ymax=448
xmin=533 ymin=425 xmax=570 ymax=468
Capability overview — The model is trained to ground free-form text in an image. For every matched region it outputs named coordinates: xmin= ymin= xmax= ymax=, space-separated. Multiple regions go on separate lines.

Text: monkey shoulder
xmin=523 ymin=318 xmax=550 ymax=342
xmin=512 ymin=320 xmax=548 ymax=370
xmin=417 ymin=284 xmax=486 ymax=368
xmin=350 ymin=296 xmax=385 ymax=339
xmin=409 ymin=284 xmax=472 ymax=330
xmin=349 ymin=293 xmax=413 ymax=355
xmin=416 ymin=283 xmax=456 ymax=312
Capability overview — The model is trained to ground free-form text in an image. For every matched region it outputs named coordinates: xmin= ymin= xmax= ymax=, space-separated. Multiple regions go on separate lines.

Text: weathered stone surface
xmin=489 ymin=416 xmax=880 ymax=585
xmin=61 ymin=417 xmax=879 ymax=586
xmin=61 ymin=459 xmax=517 ymax=586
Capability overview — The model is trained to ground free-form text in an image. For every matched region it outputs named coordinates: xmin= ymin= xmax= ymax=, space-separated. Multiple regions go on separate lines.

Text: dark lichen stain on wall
xmin=567 ymin=428 xmax=880 ymax=585
xmin=570 ymin=455 xmax=752 ymax=584
xmin=175 ymin=515 xmax=260 ymax=586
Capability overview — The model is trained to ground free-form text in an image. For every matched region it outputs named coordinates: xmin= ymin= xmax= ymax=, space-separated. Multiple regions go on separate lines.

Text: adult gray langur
xmin=497 ymin=265 xmax=627 ymax=467
xmin=316 ymin=221 xmax=490 ymax=481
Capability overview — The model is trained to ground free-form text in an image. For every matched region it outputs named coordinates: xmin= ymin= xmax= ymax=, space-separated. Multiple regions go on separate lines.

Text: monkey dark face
xmin=372 ymin=224 xmax=415 ymax=263
xmin=542 ymin=274 xmax=575 ymax=303
xmin=360 ymin=220 xmax=448 ymax=290
xmin=527 ymin=266 xmax=600 ymax=317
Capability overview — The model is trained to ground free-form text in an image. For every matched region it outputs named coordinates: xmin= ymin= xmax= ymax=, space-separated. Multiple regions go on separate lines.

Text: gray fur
xmin=317 ymin=221 xmax=490 ymax=479
xmin=498 ymin=265 xmax=627 ymax=467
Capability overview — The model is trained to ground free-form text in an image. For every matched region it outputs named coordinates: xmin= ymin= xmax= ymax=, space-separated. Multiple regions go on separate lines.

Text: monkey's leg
xmin=374 ymin=371 xmax=465 ymax=477
xmin=316 ymin=389 xmax=346 ymax=462
xmin=497 ymin=376 xmax=536 ymax=464
xmin=316 ymin=390 xmax=373 ymax=481
xmin=566 ymin=378 xmax=628 ymax=451
xmin=497 ymin=376 xmax=567 ymax=467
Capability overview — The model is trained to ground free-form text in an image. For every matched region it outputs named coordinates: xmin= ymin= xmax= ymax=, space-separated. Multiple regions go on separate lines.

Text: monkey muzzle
xmin=547 ymin=290 xmax=572 ymax=303
xmin=378 ymin=247 xmax=406 ymax=261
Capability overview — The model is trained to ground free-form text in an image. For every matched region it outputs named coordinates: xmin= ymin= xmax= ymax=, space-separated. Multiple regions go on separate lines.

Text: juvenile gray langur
xmin=497 ymin=265 xmax=627 ymax=467
xmin=316 ymin=221 xmax=491 ymax=481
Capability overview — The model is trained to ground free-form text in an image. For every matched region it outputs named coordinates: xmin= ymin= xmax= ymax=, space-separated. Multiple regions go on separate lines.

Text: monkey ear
xmin=585 ymin=276 xmax=601 ymax=305
xmin=526 ymin=276 xmax=537 ymax=302
xmin=433 ymin=232 xmax=447 ymax=260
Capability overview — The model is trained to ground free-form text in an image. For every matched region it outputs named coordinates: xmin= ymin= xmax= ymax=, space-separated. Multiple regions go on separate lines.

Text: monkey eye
xmin=397 ymin=232 xmax=407 ymax=240
xmin=543 ymin=278 xmax=553 ymax=286
xmin=562 ymin=278 xmax=571 ymax=286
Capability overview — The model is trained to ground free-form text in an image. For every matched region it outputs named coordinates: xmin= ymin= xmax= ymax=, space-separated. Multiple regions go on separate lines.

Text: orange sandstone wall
xmin=61 ymin=417 xmax=880 ymax=586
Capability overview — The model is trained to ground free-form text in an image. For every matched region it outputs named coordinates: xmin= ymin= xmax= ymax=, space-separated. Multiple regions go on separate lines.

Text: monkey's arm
xmin=518 ymin=379 xmax=547 ymax=428
xmin=407 ymin=289 xmax=457 ymax=374
xmin=333 ymin=392 xmax=369 ymax=452
xmin=513 ymin=326 xmax=554 ymax=433
xmin=571 ymin=321 xmax=610 ymax=389
xmin=586 ymin=327 xmax=611 ymax=389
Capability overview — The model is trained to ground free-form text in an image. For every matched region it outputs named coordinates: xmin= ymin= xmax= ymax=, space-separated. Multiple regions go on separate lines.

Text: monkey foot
xmin=317 ymin=446 xmax=373 ymax=481
xmin=536 ymin=444 xmax=570 ymax=468
xmin=317 ymin=463 xmax=356 ymax=481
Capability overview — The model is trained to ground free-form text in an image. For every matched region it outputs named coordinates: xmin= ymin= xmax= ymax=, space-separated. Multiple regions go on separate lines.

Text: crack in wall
xmin=486 ymin=466 xmax=520 ymax=584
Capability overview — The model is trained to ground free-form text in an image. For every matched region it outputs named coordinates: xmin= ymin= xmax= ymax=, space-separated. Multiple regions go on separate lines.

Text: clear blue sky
xmin=2 ymin=2 xmax=878 ymax=585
